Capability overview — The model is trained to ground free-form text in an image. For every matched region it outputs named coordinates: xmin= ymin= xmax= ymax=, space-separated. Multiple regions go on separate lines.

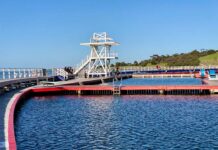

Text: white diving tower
xmin=74 ymin=32 xmax=119 ymax=77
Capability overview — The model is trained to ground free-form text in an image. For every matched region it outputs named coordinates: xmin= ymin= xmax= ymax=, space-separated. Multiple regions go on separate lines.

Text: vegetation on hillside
xmin=115 ymin=49 xmax=218 ymax=67
xmin=199 ymin=52 xmax=218 ymax=66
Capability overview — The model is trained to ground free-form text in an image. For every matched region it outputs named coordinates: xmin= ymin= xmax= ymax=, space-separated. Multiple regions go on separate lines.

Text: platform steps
xmin=74 ymin=55 xmax=90 ymax=75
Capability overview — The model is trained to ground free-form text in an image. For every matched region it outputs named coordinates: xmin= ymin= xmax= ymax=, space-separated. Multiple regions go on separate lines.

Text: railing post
xmin=37 ymin=69 xmax=40 ymax=77
xmin=51 ymin=68 xmax=53 ymax=76
xmin=41 ymin=69 xmax=43 ymax=77
xmin=28 ymin=69 xmax=31 ymax=77
xmin=2 ymin=68 xmax=5 ymax=80
xmin=19 ymin=68 xmax=21 ymax=78
xmin=31 ymin=69 xmax=33 ymax=77
xmin=8 ymin=68 xmax=11 ymax=79
xmin=23 ymin=69 xmax=26 ymax=78
xmin=14 ymin=69 xmax=16 ymax=79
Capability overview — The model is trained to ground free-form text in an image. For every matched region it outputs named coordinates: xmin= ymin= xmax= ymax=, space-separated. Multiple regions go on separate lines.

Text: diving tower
xmin=74 ymin=32 xmax=119 ymax=77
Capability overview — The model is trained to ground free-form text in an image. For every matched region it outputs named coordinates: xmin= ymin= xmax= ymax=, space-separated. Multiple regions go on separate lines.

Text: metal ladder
xmin=113 ymin=85 xmax=121 ymax=95
xmin=112 ymin=77 xmax=122 ymax=95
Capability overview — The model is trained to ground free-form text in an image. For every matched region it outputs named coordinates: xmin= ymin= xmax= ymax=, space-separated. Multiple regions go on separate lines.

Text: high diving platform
xmin=74 ymin=32 xmax=119 ymax=77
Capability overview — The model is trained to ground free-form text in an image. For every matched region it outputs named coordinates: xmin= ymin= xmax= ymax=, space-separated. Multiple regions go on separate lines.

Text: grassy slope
xmin=199 ymin=52 xmax=218 ymax=65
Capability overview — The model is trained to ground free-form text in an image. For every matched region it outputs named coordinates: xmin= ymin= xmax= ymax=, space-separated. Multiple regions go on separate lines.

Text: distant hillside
xmin=199 ymin=52 xmax=218 ymax=66
xmin=115 ymin=49 xmax=218 ymax=67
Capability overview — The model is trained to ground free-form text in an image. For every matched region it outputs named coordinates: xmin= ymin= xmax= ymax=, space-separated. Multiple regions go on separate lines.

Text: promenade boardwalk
xmin=0 ymin=77 xmax=50 ymax=88
xmin=39 ymin=75 xmax=131 ymax=86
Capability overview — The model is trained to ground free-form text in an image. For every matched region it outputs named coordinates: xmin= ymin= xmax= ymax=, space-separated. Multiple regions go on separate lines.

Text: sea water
xmin=15 ymin=95 xmax=218 ymax=149
xmin=15 ymin=80 xmax=218 ymax=149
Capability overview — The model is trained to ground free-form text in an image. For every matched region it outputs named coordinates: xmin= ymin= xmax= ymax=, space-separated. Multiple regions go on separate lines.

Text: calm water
xmin=111 ymin=78 xmax=202 ymax=85
xmin=15 ymin=95 xmax=218 ymax=150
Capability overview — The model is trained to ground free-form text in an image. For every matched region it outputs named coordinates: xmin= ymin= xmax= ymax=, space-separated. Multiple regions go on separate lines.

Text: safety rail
xmin=107 ymin=52 xmax=118 ymax=58
xmin=74 ymin=55 xmax=91 ymax=75
xmin=0 ymin=68 xmax=45 ymax=80
xmin=119 ymin=66 xmax=218 ymax=72
xmin=0 ymin=68 xmax=71 ymax=80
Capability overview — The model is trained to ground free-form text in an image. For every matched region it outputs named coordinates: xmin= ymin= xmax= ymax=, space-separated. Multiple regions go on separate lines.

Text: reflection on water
xmin=15 ymin=95 xmax=218 ymax=149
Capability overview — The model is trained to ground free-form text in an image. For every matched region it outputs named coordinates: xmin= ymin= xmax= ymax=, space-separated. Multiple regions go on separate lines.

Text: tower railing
xmin=74 ymin=55 xmax=91 ymax=75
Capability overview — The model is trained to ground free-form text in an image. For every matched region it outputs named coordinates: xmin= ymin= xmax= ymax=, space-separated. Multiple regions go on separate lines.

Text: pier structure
xmin=0 ymin=68 xmax=53 ymax=94
xmin=74 ymin=32 xmax=119 ymax=77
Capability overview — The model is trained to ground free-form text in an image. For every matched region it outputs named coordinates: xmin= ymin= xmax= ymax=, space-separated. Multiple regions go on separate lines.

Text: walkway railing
xmin=119 ymin=65 xmax=218 ymax=72
xmin=0 ymin=68 xmax=45 ymax=80
xmin=1 ymin=65 xmax=218 ymax=81
xmin=0 ymin=68 xmax=70 ymax=80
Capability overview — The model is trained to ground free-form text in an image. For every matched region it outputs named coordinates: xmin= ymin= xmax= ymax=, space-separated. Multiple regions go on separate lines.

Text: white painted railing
xmin=0 ymin=68 xmax=46 ymax=80
xmin=74 ymin=52 xmax=118 ymax=75
xmin=74 ymin=55 xmax=91 ymax=75
xmin=119 ymin=65 xmax=218 ymax=72
xmin=108 ymin=52 xmax=118 ymax=58
xmin=52 ymin=68 xmax=69 ymax=78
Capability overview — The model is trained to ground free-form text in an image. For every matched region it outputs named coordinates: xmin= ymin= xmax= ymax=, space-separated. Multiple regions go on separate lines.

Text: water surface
xmin=110 ymin=78 xmax=202 ymax=86
xmin=15 ymin=95 xmax=218 ymax=150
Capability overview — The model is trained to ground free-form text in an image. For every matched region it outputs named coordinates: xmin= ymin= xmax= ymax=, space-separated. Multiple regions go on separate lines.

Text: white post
xmin=39 ymin=69 xmax=42 ymax=77
xmin=14 ymin=69 xmax=16 ymax=79
xmin=31 ymin=69 xmax=33 ymax=77
xmin=2 ymin=68 xmax=5 ymax=80
xmin=23 ymin=69 xmax=26 ymax=78
xmin=36 ymin=69 xmax=38 ymax=77
xmin=8 ymin=68 xmax=11 ymax=79
xmin=28 ymin=69 xmax=31 ymax=77
xmin=19 ymin=69 xmax=21 ymax=78
xmin=33 ymin=69 xmax=36 ymax=77
xmin=52 ymin=68 xmax=54 ymax=76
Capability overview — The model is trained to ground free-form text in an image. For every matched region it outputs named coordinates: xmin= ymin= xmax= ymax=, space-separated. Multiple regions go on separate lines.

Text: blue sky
xmin=0 ymin=0 xmax=218 ymax=68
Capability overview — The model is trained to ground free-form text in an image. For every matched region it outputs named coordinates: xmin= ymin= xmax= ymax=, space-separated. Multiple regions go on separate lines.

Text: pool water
xmin=110 ymin=78 xmax=202 ymax=85
xmin=15 ymin=95 xmax=218 ymax=149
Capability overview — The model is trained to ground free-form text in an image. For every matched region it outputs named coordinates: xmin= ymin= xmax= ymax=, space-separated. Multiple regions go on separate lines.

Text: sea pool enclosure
xmin=15 ymin=95 xmax=218 ymax=149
